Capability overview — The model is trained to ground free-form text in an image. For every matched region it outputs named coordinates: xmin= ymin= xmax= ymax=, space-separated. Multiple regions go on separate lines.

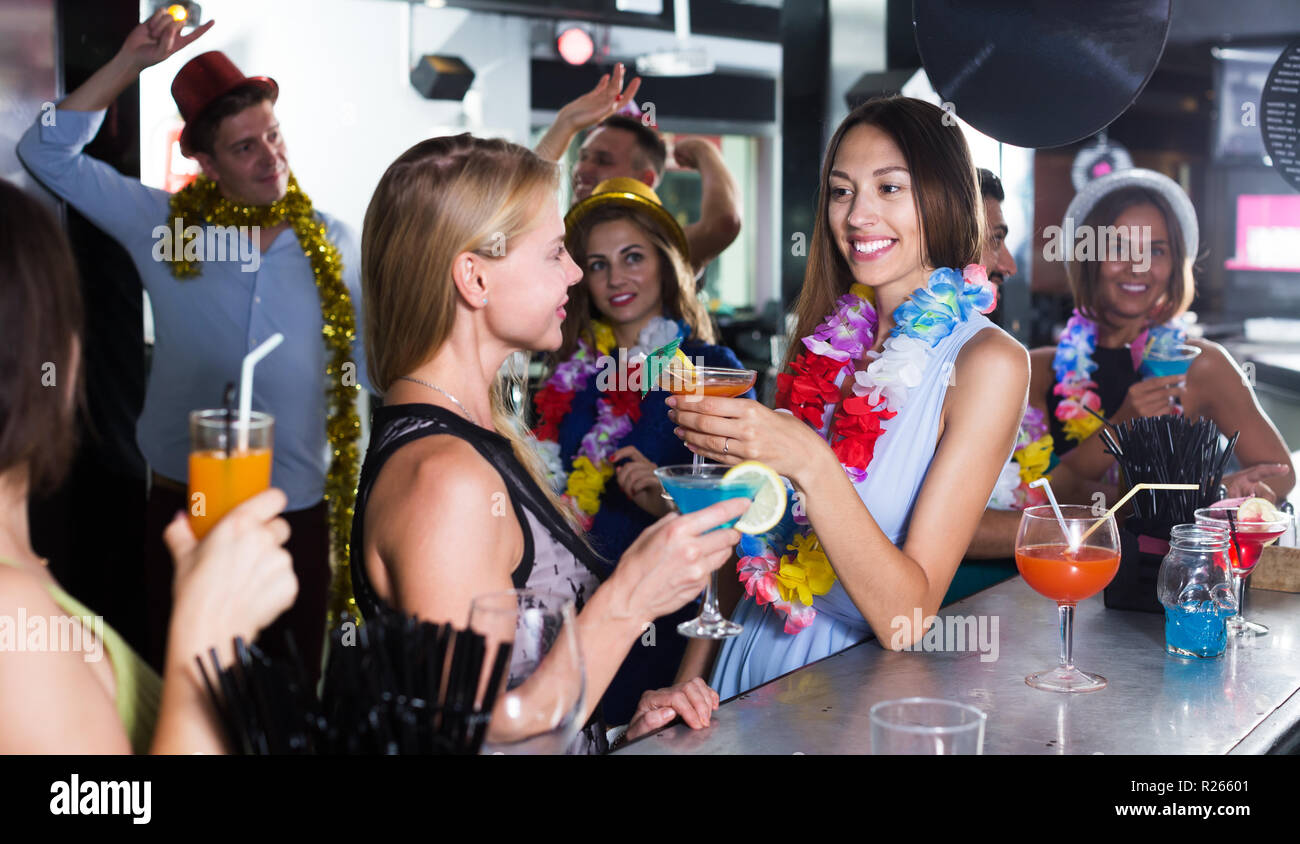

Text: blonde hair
xmin=362 ymin=133 xmax=582 ymax=530
xmin=555 ymin=204 xmax=715 ymax=365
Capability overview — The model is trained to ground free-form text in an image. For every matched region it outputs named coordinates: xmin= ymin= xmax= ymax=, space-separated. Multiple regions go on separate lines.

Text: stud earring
xmin=482 ymin=296 xmax=488 ymax=305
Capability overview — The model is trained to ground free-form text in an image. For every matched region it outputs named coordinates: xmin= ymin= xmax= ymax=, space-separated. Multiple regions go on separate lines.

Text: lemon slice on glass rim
xmin=722 ymin=460 xmax=787 ymax=534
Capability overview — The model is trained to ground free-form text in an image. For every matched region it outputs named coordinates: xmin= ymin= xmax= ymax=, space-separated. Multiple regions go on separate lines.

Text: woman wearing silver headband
xmin=1029 ymin=168 xmax=1293 ymax=501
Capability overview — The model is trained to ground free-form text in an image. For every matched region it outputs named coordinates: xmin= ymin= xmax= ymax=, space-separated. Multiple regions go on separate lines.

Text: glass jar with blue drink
xmin=1157 ymin=525 xmax=1238 ymax=658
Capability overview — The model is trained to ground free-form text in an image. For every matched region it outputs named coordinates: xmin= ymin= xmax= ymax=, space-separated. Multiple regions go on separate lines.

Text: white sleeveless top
xmin=711 ymin=313 xmax=999 ymax=698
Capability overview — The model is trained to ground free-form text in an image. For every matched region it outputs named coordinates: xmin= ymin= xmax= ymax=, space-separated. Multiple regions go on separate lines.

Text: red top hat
xmin=172 ymin=51 xmax=278 ymax=154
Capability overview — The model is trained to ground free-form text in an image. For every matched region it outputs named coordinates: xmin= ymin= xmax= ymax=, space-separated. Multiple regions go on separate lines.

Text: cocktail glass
xmin=1140 ymin=343 xmax=1201 ymax=378
xmin=1015 ymin=505 xmax=1121 ymax=693
xmin=1194 ymin=506 xmax=1291 ymax=637
xmin=188 ymin=409 xmax=273 ymax=539
xmin=653 ymin=464 xmax=762 ymax=639
xmin=663 ymin=365 xmax=756 ymax=472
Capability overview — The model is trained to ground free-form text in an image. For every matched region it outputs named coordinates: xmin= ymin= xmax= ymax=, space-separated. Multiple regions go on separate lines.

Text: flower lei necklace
xmin=739 ymin=266 xmax=996 ymax=633
xmin=532 ymin=316 xmax=683 ymax=530
xmin=166 ymin=174 xmax=362 ymax=627
xmin=988 ymin=405 xmax=1053 ymax=511
xmin=1052 ymin=309 xmax=1187 ymax=443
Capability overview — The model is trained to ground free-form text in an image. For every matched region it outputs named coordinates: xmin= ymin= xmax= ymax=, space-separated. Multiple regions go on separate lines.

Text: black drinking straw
xmin=221 ymin=382 xmax=236 ymax=457
xmin=1226 ymin=509 xmax=1245 ymax=572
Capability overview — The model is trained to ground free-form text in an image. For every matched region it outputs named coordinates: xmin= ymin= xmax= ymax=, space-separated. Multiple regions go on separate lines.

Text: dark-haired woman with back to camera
xmin=669 ymin=96 xmax=1030 ymax=698
xmin=0 ymin=179 xmax=298 ymax=753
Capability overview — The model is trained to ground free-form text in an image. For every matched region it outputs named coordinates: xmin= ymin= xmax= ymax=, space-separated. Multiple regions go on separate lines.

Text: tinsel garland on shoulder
xmin=165 ymin=174 xmax=362 ymax=627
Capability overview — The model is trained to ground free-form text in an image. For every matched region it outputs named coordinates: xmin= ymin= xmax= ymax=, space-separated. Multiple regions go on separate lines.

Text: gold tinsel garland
xmin=166 ymin=174 xmax=361 ymax=630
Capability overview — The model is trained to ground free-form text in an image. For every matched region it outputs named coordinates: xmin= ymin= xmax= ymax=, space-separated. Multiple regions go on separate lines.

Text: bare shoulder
xmin=956 ymin=326 xmax=1031 ymax=382
xmin=1187 ymin=338 xmax=1246 ymax=382
xmin=0 ymin=563 xmax=62 ymax=621
xmin=372 ymin=435 xmax=510 ymax=536
xmin=367 ymin=432 xmax=518 ymax=586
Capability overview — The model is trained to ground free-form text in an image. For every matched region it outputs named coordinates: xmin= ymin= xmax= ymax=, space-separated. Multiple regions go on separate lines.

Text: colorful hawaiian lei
xmin=988 ymin=405 xmax=1053 ymax=510
xmin=531 ymin=317 xmax=683 ymax=530
xmin=737 ymin=266 xmax=996 ymax=633
xmin=1052 ymin=309 xmax=1188 ymax=443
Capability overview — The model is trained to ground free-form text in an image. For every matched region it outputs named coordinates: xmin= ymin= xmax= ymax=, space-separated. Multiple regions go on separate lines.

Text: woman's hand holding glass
xmin=609 ymin=497 xmax=749 ymax=627
xmin=1115 ymin=373 xmax=1185 ymax=421
xmin=162 ymin=487 xmax=298 ymax=671
xmin=666 ymin=394 xmax=826 ymax=487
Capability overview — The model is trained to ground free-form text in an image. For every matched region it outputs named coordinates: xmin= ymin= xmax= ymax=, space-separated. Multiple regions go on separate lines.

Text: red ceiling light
xmin=557 ymin=27 xmax=595 ymax=66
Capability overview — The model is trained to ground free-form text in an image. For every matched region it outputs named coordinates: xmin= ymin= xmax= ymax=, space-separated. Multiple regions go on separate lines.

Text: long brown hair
xmin=555 ymin=204 xmax=715 ymax=364
xmin=361 ymin=134 xmax=578 ymax=527
xmin=1066 ymin=186 xmax=1195 ymax=327
xmin=0 ymin=181 xmax=84 ymax=495
xmin=781 ymin=96 xmax=983 ymax=373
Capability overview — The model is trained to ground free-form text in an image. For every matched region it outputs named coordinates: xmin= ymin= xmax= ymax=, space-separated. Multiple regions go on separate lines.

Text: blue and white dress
xmin=711 ymin=312 xmax=998 ymax=699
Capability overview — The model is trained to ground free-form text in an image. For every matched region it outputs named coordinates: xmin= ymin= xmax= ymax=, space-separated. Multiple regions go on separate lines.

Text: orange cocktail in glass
xmin=1015 ymin=505 xmax=1121 ymax=693
xmin=662 ymin=366 xmax=757 ymax=398
xmin=187 ymin=410 xmax=274 ymax=539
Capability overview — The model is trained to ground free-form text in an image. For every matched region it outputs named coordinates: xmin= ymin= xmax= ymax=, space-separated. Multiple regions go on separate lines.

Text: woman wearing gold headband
xmin=534 ymin=177 xmax=754 ymax=727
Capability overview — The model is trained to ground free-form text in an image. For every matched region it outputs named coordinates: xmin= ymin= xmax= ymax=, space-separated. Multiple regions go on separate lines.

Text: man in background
xmin=536 ymin=64 xmax=742 ymax=277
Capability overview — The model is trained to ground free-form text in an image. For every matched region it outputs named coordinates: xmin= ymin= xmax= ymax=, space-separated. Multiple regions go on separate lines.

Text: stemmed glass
xmin=663 ymin=365 xmax=756 ymax=472
xmin=1194 ymin=506 xmax=1292 ymax=637
xmin=1015 ymin=505 xmax=1121 ymax=693
xmin=469 ymin=589 xmax=586 ymax=754
xmin=653 ymin=464 xmax=762 ymax=638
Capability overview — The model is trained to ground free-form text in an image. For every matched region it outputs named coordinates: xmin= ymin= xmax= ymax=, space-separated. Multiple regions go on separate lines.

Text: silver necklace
xmin=396 ymin=375 xmax=480 ymax=426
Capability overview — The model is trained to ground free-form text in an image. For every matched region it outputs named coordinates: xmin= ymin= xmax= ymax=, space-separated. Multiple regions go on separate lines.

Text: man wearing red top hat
xmin=17 ymin=9 xmax=369 ymax=685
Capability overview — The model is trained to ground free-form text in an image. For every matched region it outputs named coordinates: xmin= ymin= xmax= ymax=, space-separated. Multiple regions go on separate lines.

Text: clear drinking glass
xmin=663 ymin=365 xmax=756 ymax=471
xmin=869 ymin=698 xmax=987 ymax=754
xmin=1015 ymin=505 xmax=1121 ymax=693
xmin=653 ymin=464 xmax=761 ymax=639
xmin=187 ymin=409 xmax=273 ymax=539
xmin=469 ymin=589 xmax=586 ymax=754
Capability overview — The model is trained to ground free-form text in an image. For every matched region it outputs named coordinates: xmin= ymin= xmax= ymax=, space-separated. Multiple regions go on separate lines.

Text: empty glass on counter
xmin=869 ymin=698 xmax=986 ymax=755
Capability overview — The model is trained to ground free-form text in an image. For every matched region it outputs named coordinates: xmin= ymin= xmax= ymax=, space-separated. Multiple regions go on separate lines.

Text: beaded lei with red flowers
xmin=737 ymin=265 xmax=997 ymax=633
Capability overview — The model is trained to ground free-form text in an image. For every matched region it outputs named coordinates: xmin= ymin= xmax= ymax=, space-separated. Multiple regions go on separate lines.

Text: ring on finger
xmin=723 ymin=437 xmax=730 ymax=456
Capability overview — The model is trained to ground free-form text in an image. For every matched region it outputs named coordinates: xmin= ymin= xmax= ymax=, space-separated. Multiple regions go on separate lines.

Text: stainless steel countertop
xmin=616 ymin=578 xmax=1300 ymax=755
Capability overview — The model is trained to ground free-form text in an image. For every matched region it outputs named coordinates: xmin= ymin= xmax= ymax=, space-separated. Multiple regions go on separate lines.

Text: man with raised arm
xmin=16 ymin=9 xmax=367 ymax=683
xmin=535 ymin=64 xmax=742 ymax=277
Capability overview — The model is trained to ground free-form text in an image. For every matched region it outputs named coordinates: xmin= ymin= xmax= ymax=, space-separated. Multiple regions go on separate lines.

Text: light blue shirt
xmin=18 ymin=107 xmax=371 ymax=511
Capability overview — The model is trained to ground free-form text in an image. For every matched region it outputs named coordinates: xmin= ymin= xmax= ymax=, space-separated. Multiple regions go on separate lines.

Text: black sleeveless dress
xmin=350 ymin=403 xmax=609 ymax=753
xmin=1046 ymin=345 xmax=1140 ymax=455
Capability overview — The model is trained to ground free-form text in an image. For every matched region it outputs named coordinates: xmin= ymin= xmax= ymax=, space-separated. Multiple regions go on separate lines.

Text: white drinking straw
xmin=1028 ymin=477 xmax=1072 ymax=549
xmin=238 ymin=333 xmax=284 ymax=451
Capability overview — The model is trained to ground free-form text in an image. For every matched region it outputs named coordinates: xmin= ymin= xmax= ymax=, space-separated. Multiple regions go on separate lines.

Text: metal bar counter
xmin=615 ymin=578 xmax=1300 ymax=754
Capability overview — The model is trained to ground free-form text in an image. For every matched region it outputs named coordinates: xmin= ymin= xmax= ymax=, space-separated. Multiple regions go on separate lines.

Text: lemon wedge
xmin=1237 ymin=497 xmax=1282 ymax=524
xmin=722 ymin=460 xmax=787 ymax=534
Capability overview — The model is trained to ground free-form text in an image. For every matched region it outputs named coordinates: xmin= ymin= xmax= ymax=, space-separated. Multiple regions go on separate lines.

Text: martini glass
xmin=1140 ymin=343 xmax=1201 ymax=378
xmin=1194 ymin=506 xmax=1291 ymax=636
xmin=654 ymin=464 xmax=762 ymax=638
xmin=1015 ymin=505 xmax=1121 ymax=692
xmin=662 ymin=365 xmax=756 ymax=472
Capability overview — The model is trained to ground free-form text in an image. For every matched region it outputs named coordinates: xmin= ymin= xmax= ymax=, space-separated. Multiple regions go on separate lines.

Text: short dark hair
xmin=978 ymin=167 xmax=1005 ymax=202
xmin=184 ymin=83 xmax=276 ymax=157
xmin=596 ymin=114 xmax=667 ymax=178
xmin=0 ymin=180 xmax=84 ymax=494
